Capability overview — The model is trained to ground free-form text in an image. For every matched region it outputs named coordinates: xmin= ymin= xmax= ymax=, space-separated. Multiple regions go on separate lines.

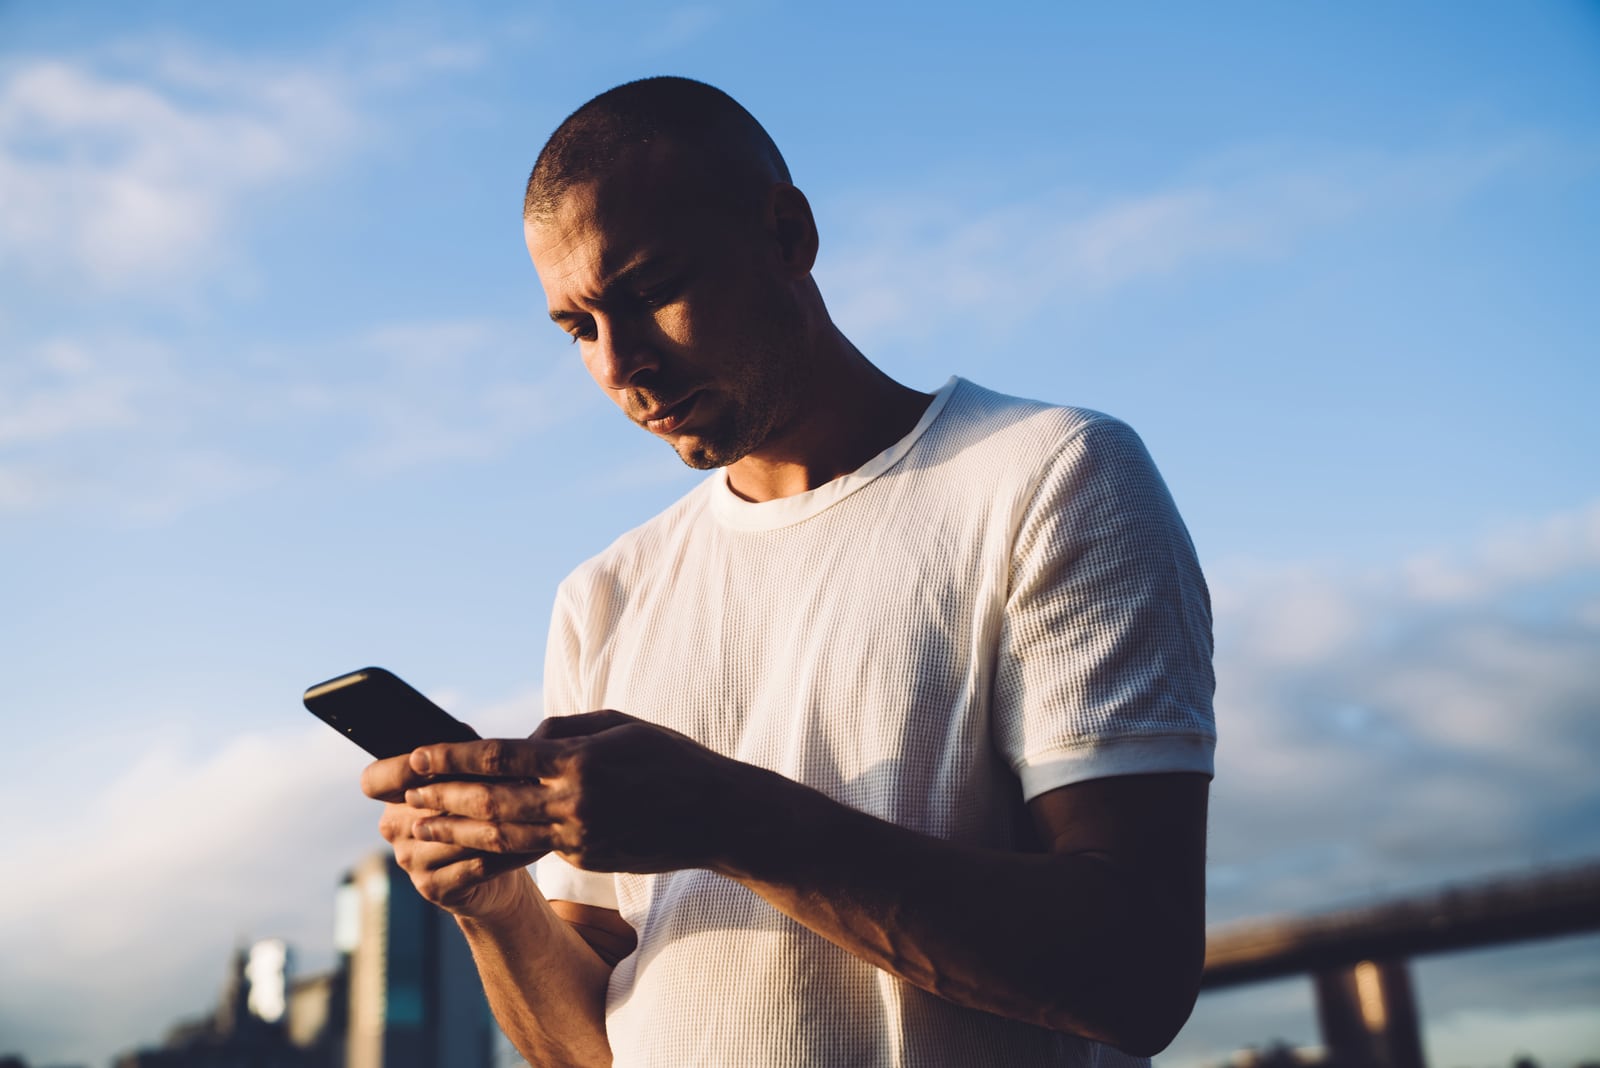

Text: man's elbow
xmin=1040 ymin=944 xmax=1203 ymax=1057
xmin=1105 ymin=994 xmax=1199 ymax=1058
xmin=1072 ymin=981 xmax=1199 ymax=1058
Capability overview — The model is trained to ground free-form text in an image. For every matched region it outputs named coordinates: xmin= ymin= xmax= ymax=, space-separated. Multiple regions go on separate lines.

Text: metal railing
xmin=1198 ymin=859 xmax=1600 ymax=1067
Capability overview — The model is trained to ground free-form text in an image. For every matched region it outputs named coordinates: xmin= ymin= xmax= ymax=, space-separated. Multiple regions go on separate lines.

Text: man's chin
xmin=677 ymin=441 xmax=734 ymax=471
xmin=672 ymin=433 xmax=750 ymax=471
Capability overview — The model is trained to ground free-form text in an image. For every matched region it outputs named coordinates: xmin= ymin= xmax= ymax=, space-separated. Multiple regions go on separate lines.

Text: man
xmin=362 ymin=77 xmax=1215 ymax=1066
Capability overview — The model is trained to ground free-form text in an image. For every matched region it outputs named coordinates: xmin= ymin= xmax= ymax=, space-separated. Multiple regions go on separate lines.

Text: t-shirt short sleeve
xmin=993 ymin=415 xmax=1216 ymax=800
xmin=534 ymin=853 xmax=620 ymax=909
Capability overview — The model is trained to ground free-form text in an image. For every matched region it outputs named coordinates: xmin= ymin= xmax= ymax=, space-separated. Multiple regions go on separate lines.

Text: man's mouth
xmin=639 ymin=392 xmax=701 ymax=434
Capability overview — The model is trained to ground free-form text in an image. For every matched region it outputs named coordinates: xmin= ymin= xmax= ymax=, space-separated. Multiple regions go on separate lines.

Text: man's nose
xmin=587 ymin=317 xmax=661 ymax=390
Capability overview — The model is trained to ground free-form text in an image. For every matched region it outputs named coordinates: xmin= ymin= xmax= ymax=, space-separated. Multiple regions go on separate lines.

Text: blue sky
xmin=2 ymin=3 xmax=1598 ymax=1066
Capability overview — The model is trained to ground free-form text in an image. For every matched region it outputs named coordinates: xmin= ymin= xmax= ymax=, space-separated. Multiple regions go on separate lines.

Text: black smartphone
xmin=303 ymin=666 xmax=480 ymax=760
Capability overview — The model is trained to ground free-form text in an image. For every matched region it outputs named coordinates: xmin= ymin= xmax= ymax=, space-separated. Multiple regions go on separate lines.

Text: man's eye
xmin=639 ymin=281 xmax=679 ymax=308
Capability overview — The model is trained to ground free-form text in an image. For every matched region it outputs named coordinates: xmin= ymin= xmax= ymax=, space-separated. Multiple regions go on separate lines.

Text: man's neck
xmin=724 ymin=337 xmax=934 ymax=503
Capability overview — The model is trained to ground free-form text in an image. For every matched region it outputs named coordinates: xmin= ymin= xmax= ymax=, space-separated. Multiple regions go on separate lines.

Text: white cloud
xmin=328 ymin=321 xmax=587 ymax=474
xmin=0 ymin=337 xmax=153 ymax=446
xmin=0 ymin=332 xmax=274 ymax=518
xmin=0 ymin=51 xmax=355 ymax=289
xmin=0 ymin=724 xmax=376 ymax=1064
xmin=0 ymin=320 xmax=585 ymax=519
xmin=0 ymin=14 xmax=502 ymax=297
xmin=817 ymin=140 xmax=1541 ymax=348
xmin=0 ymin=682 xmax=537 ymax=1067
xmin=0 ymin=465 xmax=40 ymax=509
xmin=1206 ymin=500 xmax=1600 ymax=920
xmin=1170 ymin=505 xmax=1600 ymax=1064
xmin=1399 ymin=502 xmax=1600 ymax=603
xmin=428 ymin=681 xmax=543 ymax=738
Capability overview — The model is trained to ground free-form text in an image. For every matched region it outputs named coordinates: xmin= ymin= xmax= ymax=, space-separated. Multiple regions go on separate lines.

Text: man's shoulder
xmin=934 ymin=377 xmax=1133 ymax=468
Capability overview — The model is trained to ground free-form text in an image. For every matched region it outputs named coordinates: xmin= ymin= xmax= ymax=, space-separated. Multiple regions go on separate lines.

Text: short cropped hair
xmin=524 ymin=76 xmax=791 ymax=220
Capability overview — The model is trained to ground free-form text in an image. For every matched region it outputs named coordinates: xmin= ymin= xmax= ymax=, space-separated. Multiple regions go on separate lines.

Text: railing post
xmin=1312 ymin=958 xmax=1426 ymax=1068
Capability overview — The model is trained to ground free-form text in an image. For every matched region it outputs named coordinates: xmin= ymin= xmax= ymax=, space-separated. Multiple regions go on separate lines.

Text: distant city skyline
xmin=2 ymin=2 xmax=1596 ymax=1066
xmin=83 ymin=850 xmax=493 ymax=1068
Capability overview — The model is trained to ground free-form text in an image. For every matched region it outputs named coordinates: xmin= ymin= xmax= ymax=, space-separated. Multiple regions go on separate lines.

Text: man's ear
xmin=768 ymin=183 xmax=820 ymax=277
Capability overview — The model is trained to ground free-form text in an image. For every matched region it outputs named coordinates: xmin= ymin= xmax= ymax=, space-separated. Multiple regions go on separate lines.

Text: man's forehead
xmin=526 ymin=152 xmax=725 ymax=282
xmin=525 ymin=192 xmax=679 ymax=288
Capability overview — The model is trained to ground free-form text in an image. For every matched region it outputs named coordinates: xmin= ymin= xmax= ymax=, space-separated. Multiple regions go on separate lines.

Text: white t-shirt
xmin=536 ymin=377 xmax=1215 ymax=1066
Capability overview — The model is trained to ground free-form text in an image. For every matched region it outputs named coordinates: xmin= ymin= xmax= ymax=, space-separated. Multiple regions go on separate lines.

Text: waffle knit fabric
xmin=534 ymin=376 xmax=1216 ymax=1066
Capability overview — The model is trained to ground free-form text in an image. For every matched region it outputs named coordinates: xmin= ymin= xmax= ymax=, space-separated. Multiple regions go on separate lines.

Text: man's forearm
xmin=398 ymin=721 xmax=1206 ymax=1055
xmin=713 ymin=768 xmax=1206 ymax=1057
xmin=454 ymin=869 xmax=615 ymax=1067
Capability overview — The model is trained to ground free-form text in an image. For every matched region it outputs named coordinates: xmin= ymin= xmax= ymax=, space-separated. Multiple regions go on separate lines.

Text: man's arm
xmin=548 ymin=899 xmax=638 ymax=966
xmin=363 ymin=759 xmax=618 ymax=1066
xmin=727 ymin=768 xmax=1207 ymax=1055
xmin=451 ymin=879 xmax=618 ymax=1065
xmin=402 ymin=715 xmax=1208 ymax=1057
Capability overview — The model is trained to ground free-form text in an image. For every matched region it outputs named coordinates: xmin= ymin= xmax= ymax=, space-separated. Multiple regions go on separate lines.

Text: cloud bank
xmin=1206 ymin=500 xmax=1600 ymax=922
xmin=0 ymin=322 xmax=587 ymax=520
xmin=0 ymin=49 xmax=355 ymax=290
xmin=1162 ymin=504 xmax=1600 ymax=1064
xmin=817 ymin=139 xmax=1547 ymax=351
xmin=0 ymin=683 xmax=540 ymax=1067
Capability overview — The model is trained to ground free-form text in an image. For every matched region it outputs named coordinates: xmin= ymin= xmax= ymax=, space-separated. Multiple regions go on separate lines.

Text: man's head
xmin=523 ymin=77 xmax=823 ymax=472
xmin=525 ymin=77 xmax=791 ymax=224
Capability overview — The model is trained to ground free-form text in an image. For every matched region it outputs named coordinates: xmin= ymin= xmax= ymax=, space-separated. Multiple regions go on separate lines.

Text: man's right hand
xmin=362 ymin=753 xmax=538 ymax=920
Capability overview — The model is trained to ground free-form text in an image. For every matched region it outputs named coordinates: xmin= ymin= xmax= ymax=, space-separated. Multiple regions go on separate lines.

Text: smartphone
xmin=303 ymin=667 xmax=480 ymax=760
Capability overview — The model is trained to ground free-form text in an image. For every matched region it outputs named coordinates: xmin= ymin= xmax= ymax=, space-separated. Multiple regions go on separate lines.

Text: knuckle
xmin=378 ymin=806 xmax=404 ymax=842
xmin=564 ymin=747 xmax=589 ymax=785
xmin=544 ymin=795 xmax=570 ymax=823
xmin=412 ymin=872 xmax=439 ymax=902
xmin=476 ymin=788 xmax=499 ymax=821
xmin=557 ymin=819 xmax=586 ymax=854
xmin=480 ymin=739 xmax=510 ymax=776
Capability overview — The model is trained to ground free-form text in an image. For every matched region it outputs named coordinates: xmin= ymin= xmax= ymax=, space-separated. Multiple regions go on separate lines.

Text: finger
xmin=395 ymin=837 xmax=503 ymax=874
xmin=410 ymin=852 xmax=534 ymax=910
xmin=413 ymin=815 xmax=562 ymax=855
xmin=379 ymin=801 xmax=443 ymax=843
xmin=530 ymin=709 xmax=637 ymax=741
xmin=362 ymin=754 xmax=432 ymax=801
xmin=405 ymin=780 xmax=560 ymax=823
xmin=409 ymin=738 xmax=567 ymax=780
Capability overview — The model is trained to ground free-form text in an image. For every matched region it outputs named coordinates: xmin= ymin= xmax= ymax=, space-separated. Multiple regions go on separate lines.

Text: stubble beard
xmin=673 ymin=358 xmax=793 ymax=470
xmin=672 ymin=292 xmax=812 ymax=470
xmin=672 ymin=306 xmax=810 ymax=472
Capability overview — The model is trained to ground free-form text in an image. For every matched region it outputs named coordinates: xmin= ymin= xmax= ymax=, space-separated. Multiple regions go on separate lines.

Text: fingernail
xmin=404 ymin=789 xmax=422 ymax=807
xmin=414 ymin=820 xmax=433 ymax=841
xmin=412 ymin=749 xmax=431 ymax=773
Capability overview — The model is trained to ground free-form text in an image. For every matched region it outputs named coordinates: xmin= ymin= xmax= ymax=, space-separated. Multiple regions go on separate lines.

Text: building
xmin=341 ymin=852 xmax=495 ymax=1068
xmin=112 ymin=852 xmax=494 ymax=1068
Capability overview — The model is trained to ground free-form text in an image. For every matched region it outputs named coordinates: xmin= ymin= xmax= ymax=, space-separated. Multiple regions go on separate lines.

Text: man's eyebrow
xmin=548 ymin=257 xmax=672 ymax=324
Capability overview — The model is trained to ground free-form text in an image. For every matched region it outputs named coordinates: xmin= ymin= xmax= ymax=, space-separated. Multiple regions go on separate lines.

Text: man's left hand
xmin=397 ymin=711 xmax=754 ymax=874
